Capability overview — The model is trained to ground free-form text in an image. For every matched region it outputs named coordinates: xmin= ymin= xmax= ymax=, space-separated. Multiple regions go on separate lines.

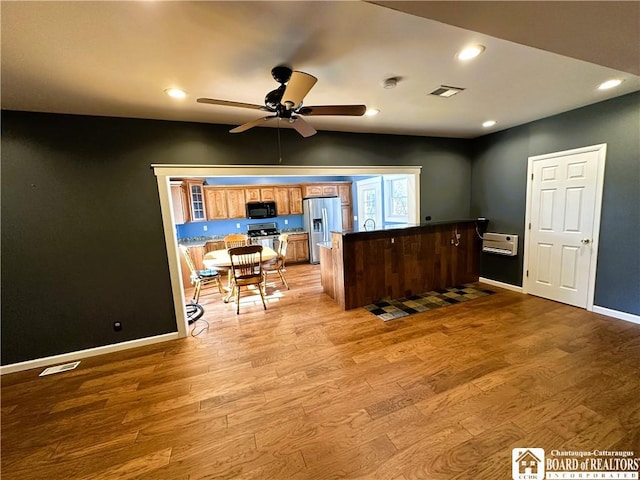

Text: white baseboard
xmin=478 ymin=277 xmax=523 ymax=293
xmin=0 ymin=332 xmax=180 ymax=375
xmin=592 ymin=306 xmax=640 ymax=325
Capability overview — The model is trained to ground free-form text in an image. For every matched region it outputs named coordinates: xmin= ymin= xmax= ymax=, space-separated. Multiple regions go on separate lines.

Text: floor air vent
xmin=39 ymin=361 xmax=81 ymax=377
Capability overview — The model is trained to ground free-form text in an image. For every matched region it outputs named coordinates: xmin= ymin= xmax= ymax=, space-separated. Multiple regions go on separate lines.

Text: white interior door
xmin=524 ymin=144 xmax=606 ymax=309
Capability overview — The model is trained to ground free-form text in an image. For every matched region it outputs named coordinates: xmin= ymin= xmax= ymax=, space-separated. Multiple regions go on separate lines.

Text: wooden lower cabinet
xmin=285 ymin=233 xmax=309 ymax=264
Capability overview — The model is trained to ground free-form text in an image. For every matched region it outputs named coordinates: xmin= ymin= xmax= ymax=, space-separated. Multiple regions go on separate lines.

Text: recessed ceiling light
xmin=456 ymin=45 xmax=485 ymax=61
xmin=365 ymin=108 xmax=380 ymax=116
xmin=598 ymin=79 xmax=623 ymax=90
xmin=482 ymin=120 xmax=496 ymax=128
xmin=165 ymin=88 xmax=187 ymax=99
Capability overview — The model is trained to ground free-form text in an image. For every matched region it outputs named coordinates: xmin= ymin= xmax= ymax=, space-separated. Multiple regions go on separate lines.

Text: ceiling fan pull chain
xmin=277 ymin=118 xmax=283 ymax=164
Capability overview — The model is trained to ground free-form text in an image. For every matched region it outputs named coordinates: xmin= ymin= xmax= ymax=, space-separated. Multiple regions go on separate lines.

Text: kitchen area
xmin=172 ymin=177 xmax=354 ymax=290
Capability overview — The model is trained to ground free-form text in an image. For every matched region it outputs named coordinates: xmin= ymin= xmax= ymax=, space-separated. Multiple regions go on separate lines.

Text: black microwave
xmin=246 ymin=201 xmax=277 ymax=219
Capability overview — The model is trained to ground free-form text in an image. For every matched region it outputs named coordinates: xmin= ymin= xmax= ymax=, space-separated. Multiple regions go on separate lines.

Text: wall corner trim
xmin=592 ymin=306 xmax=640 ymax=325
xmin=479 ymin=277 xmax=523 ymax=293
xmin=0 ymin=332 xmax=180 ymax=375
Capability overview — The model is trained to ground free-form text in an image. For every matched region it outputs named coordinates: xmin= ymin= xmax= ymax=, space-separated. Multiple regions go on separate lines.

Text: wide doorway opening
xmin=152 ymin=164 xmax=421 ymax=336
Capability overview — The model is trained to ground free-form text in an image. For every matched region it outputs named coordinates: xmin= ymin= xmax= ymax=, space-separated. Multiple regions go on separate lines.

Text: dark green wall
xmin=471 ymin=92 xmax=640 ymax=315
xmin=1 ymin=111 xmax=472 ymax=365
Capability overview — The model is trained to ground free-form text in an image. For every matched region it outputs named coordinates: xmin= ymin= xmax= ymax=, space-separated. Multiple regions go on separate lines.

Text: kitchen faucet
xmin=363 ymin=218 xmax=376 ymax=231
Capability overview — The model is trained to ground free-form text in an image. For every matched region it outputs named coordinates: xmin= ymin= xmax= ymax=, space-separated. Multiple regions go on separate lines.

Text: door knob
xmin=581 ymin=238 xmax=591 ymax=244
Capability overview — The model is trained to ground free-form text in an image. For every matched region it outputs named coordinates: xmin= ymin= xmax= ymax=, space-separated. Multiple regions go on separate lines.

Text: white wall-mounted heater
xmin=482 ymin=233 xmax=518 ymax=256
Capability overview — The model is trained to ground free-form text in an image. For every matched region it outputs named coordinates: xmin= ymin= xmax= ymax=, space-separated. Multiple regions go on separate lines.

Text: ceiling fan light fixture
xmin=281 ymin=71 xmax=318 ymax=110
xmin=165 ymin=88 xmax=187 ymax=99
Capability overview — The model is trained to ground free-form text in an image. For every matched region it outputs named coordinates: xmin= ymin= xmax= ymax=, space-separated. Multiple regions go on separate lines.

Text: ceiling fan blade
xmin=297 ymin=105 xmax=367 ymax=116
xmin=197 ymin=98 xmax=265 ymax=110
xmin=289 ymin=116 xmax=317 ymax=138
xmin=281 ymin=71 xmax=317 ymax=110
xmin=229 ymin=115 xmax=277 ymax=133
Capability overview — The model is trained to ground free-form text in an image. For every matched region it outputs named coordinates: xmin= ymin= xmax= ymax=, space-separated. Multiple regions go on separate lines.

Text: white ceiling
xmin=1 ymin=1 xmax=638 ymax=139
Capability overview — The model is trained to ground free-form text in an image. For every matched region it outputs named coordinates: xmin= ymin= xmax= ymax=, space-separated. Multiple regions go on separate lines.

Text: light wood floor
xmin=2 ymin=264 xmax=639 ymax=479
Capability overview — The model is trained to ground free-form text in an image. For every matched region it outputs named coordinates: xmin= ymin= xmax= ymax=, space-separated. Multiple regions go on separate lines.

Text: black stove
xmin=247 ymin=222 xmax=280 ymax=239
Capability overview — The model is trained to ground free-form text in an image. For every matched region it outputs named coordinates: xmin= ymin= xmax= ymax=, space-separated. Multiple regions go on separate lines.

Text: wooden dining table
xmin=203 ymin=247 xmax=277 ymax=302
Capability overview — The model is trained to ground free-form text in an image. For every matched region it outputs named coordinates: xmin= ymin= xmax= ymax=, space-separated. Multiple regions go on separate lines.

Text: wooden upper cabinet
xmin=338 ymin=184 xmax=351 ymax=205
xmin=170 ymin=181 xmax=190 ymax=224
xmin=204 ymin=187 xmax=228 ymax=220
xmin=274 ymin=187 xmax=290 ymax=216
xmin=205 ymin=187 xmax=246 ymax=219
xmin=302 ymin=184 xmax=339 ymax=198
xmin=288 ymin=187 xmax=303 ymax=215
xmin=260 ymin=187 xmax=275 ymax=201
xmin=245 ymin=188 xmax=260 ymax=203
xmin=302 ymin=184 xmax=324 ymax=197
xmin=245 ymin=186 xmax=275 ymax=203
xmin=226 ymin=188 xmax=246 ymax=219
xmin=275 ymin=186 xmax=303 ymax=216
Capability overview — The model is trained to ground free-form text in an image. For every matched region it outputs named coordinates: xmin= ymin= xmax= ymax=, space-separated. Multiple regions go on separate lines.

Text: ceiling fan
xmin=197 ymin=65 xmax=367 ymax=137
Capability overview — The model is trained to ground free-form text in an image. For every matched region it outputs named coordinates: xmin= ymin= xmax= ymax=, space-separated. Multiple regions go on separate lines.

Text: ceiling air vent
xmin=429 ymin=85 xmax=465 ymax=98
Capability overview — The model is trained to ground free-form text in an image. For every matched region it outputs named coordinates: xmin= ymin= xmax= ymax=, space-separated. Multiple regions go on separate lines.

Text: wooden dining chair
xmin=228 ymin=244 xmax=267 ymax=314
xmin=262 ymin=233 xmax=289 ymax=289
xmin=179 ymin=245 xmax=223 ymax=303
xmin=223 ymin=233 xmax=249 ymax=249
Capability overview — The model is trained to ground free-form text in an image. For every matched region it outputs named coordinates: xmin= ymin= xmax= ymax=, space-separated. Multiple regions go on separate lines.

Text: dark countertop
xmin=337 ymin=219 xmax=483 ymax=238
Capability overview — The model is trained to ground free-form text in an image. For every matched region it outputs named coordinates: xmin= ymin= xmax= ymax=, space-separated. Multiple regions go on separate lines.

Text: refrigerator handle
xmin=322 ymin=207 xmax=328 ymax=242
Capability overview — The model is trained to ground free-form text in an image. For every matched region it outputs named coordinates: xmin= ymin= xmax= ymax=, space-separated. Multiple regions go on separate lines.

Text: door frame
xmin=522 ymin=144 xmax=607 ymax=311
xmin=152 ymin=164 xmax=421 ymax=337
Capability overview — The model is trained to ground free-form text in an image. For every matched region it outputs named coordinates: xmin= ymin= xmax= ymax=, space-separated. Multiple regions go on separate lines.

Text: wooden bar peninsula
xmin=320 ymin=220 xmax=483 ymax=310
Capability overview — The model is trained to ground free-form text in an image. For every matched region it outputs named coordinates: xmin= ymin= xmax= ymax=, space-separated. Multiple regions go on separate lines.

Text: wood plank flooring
xmin=2 ymin=264 xmax=639 ymax=479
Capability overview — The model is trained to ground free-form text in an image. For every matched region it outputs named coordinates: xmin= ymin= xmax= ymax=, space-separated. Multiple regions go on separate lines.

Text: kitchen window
xmin=384 ymin=174 xmax=413 ymax=223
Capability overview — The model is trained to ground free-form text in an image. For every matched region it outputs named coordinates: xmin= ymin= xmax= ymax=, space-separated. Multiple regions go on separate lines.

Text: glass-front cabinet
xmin=185 ymin=179 xmax=206 ymax=222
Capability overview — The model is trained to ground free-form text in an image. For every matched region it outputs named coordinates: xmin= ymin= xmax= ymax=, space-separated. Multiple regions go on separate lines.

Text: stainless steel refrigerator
xmin=303 ymin=196 xmax=343 ymax=264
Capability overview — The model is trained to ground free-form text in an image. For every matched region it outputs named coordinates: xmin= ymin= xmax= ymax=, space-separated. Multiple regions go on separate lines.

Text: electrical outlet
xmin=284 ymin=219 xmax=288 ymax=225
xmin=203 ymin=225 xmax=208 ymax=232
xmin=113 ymin=322 xmax=122 ymax=332
xmin=236 ymin=223 xmax=241 ymax=229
